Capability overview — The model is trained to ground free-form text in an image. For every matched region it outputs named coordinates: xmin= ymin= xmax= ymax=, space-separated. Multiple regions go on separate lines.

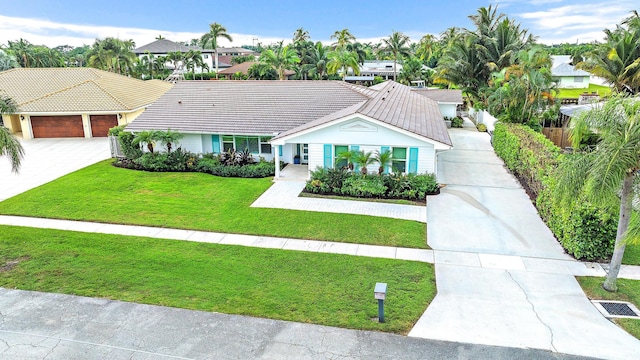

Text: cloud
xmin=0 ymin=14 xmax=285 ymax=48
xmin=515 ymin=1 xmax=634 ymax=43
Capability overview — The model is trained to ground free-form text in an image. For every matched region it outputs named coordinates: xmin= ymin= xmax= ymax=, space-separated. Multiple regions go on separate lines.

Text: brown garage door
xmin=90 ymin=115 xmax=118 ymax=137
xmin=31 ymin=115 xmax=84 ymax=138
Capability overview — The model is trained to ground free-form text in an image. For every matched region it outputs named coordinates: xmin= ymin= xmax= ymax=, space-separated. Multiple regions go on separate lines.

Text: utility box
xmin=374 ymin=283 xmax=387 ymax=300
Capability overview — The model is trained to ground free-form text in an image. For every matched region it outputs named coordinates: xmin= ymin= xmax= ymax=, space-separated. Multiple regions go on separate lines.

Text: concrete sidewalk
xmin=409 ymin=126 xmax=640 ymax=360
xmin=0 ymin=288 xmax=596 ymax=360
xmin=251 ymin=181 xmax=427 ymax=223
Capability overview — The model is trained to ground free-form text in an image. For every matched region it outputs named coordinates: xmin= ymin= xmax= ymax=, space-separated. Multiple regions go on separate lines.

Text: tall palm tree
xmin=200 ymin=22 xmax=233 ymax=79
xmin=381 ymin=31 xmax=412 ymax=81
xmin=556 ymin=96 xmax=640 ymax=291
xmin=259 ymin=43 xmax=300 ymax=80
xmin=327 ymin=50 xmax=360 ymax=80
xmin=309 ymin=42 xmax=329 ymax=79
xmin=346 ymin=42 xmax=368 ymax=65
xmin=0 ymin=94 xmax=25 ymax=173
xmin=7 ymin=39 xmax=34 ymax=68
xmin=293 ymin=27 xmax=310 ymax=44
xmin=435 ymin=34 xmax=485 ymax=102
xmin=330 ymin=29 xmax=356 ymax=50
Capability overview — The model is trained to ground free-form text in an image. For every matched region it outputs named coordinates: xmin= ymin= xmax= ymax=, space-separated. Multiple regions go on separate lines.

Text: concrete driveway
xmin=409 ymin=123 xmax=640 ymax=360
xmin=0 ymin=138 xmax=110 ymax=201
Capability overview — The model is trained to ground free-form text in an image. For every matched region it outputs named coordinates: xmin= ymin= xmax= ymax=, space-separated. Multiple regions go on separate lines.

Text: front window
xmin=260 ymin=136 xmax=272 ymax=154
xmin=222 ymin=135 xmax=234 ymax=151
xmin=574 ymin=76 xmax=584 ymax=83
xmin=392 ymin=147 xmax=407 ymax=173
xmin=235 ymin=136 xmax=259 ymax=153
xmin=335 ymin=145 xmax=349 ymax=169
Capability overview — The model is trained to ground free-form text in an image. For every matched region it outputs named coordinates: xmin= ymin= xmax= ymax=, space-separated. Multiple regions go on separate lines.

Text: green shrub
xmin=108 ymin=125 xmax=125 ymax=136
xmin=197 ymin=159 xmax=275 ymax=178
xmin=118 ymin=131 xmax=143 ymax=160
xmin=493 ymin=122 xmax=618 ymax=261
xmin=477 ymin=123 xmax=487 ymax=132
xmin=341 ymin=176 xmax=387 ymax=198
xmin=305 ymin=169 xmax=438 ymax=201
xmin=451 ymin=116 xmax=464 ymax=128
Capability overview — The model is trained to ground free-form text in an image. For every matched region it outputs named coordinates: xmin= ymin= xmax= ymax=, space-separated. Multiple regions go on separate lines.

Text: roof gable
xmin=134 ymin=39 xmax=196 ymax=54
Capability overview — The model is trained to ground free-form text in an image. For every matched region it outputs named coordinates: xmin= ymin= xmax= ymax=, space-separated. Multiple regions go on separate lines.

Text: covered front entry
xmin=295 ymin=143 xmax=308 ymax=164
xmin=90 ymin=115 xmax=118 ymax=137
xmin=31 ymin=115 xmax=84 ymax=138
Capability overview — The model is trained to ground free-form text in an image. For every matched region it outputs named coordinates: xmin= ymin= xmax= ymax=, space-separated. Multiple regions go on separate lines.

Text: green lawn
xmin=578 ymin=276 xmax=640 ymax=339
xmin=0 ymin=161 xmax=426 ymax=248
xmin=623 ymin=245 xmax=640 ymax=266
xmin=0 ymin=226 xmax=435 ymax=334
xmin=557 ymin=83 xmax=612 ymax=99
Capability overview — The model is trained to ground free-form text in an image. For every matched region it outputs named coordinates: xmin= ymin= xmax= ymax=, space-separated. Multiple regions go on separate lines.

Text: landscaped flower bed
xmin=110 ymin=127 xmax=278 ymax=178
xmin=304 ymin=167 xmax=439 ymax=202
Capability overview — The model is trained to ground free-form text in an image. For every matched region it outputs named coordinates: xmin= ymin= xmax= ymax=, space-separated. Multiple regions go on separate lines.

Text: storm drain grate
xmin=592 ymin=300 xmax=640 ymax=319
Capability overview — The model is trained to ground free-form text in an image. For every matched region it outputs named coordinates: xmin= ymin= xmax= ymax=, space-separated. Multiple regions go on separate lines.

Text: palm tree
xmin=327 ymin=50 xmax=360 ymax=80
xmin=166 ymin=51 xmax=185 ymax=72
xmin=416 ymin=34 xmax=440 ymax=66
xmin=293 ymin=28 xmax=310 ymax=44
xmin=374 ymin=150 xmax=392 ymax=175
xmin=200 ymin=22 xmax=233 ymax=79
xmin=398 ymin=57 xmax=429 ymax=85
xmin=346 ymin=42 xmax=368 ymax=65
xmin=132 ymin=130 xmax=160 ymax=153
xmin=434 ymin=34 xmax=485 ymax=102
xmin=0 ymin=94 xmax=24 ymax=173
xmin=556 ymin=96 xmax=640 ymax=291
xmin=7 ymin=39 xmax=34 ymax=68
xmin=381 ymin=31 xmax=412 ymax=81
xmin=259 ymin=43 xmax=300 ymax=80
xmin=330 ymin=29 xmax=356 ymax=50
xmin=354 ymin=151 xmax=376 ymax=175
xmin=336 ymin=149 xmax=357 ymax=170
xmin=309 ymin=42 xmax=329 ymax=79
xmin=156 ymin=130 xmax=184 ymax=153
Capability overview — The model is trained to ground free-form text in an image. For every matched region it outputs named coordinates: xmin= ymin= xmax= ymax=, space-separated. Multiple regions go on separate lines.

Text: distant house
xmin=218 ymin=62 xmax=295 ymax=80
xmin=125 ymin=80 xmax=452 ymax=177
xmin=0 ymin=68 xmax=172 ymax=139
xmin=133 ymin=39 xmax=235 ymax=73
xmin=359 ymin=60 xmax=403 ymax=80
xmin=551 ymin=55 xmax=590 ymax=89
xmin=411 ymin=89 xmax=464 ymax=118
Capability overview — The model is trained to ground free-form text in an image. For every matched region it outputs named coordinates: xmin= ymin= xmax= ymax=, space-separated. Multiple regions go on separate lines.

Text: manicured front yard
xmin=557 ymin=83 xmax=612 ymax=99
xmin=0 ymin=161 xmax=426 ymax=248
xmin=0 ymin=226 xmax=435 ymax=334
xmin=623 ymin=245 xmax=640 ymax=266
xmin=578 ymin=277 xmax=640 ymax=339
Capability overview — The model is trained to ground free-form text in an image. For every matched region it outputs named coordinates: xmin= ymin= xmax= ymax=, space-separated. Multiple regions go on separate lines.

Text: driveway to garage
xmin=0 ymin=138 xmax=110 ymax=201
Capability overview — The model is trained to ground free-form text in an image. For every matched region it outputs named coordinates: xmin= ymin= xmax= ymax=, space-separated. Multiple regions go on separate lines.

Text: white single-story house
xmin=125 ymin=80 xmax=452 ymax=178
xmin=0 ymin=68 xmax=173 ymax=139
xmin=411 ymin=88 xmax=463 ymax=118
xmin=551 ymin=55 xmax=591 ymax=89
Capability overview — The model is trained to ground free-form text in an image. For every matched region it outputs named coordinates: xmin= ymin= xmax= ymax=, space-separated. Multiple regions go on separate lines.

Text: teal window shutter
xmin=408 ymin=147 xmax=419 ymax=174
xmin=212 ymin=135 xmax=220 ymax=153
xmin=381 ymin=146 xmax=390 ymax=174
xmin=323 ymin=144 xmax=333 ymax=168
xmin=278 ymin=145 xmax=283 ymax=157
xmin=350 ymin=145 xmax=360 ymax=172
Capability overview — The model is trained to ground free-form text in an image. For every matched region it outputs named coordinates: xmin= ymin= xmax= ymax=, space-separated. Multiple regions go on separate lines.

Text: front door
xmin=302 ymin=143 xmax=309 ymax=164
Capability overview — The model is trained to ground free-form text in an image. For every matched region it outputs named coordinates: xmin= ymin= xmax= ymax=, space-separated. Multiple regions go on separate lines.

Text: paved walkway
xmin=0 ymin=138 xmax=110 ymax=201
xmin=408 ymin=122 xmax=640 ymax=360
xmin=251 ymin=179 xmax=427 ymax=223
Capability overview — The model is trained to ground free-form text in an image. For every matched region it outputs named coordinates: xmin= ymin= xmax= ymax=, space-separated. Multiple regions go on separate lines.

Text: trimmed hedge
xmin=492 ymin=123 xmax=616 ymax=260
xmin=305 ymin=167 xmax=439 ymax=201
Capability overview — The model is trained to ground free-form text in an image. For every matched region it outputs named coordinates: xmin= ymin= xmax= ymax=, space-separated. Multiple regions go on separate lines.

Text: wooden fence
xmin=542 ymin=127 xmax=571 ymax=149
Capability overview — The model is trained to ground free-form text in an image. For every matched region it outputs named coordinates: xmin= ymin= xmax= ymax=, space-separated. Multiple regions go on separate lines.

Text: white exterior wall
xmin=557 ymin=76 xmax=590 ymax=89
xmin=439 ymin=103 xmax=458 ymax=118
xmin=201 ymin=134 xmax=213 ymax=153
xmin=284 ymin=117 xmax=440 ymax=174
xmin=173 ymin=134 xmax=204 ymax=153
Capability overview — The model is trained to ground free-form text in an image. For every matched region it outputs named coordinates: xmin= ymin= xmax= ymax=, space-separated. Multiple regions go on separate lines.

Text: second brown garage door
xmin=31 ymin=115 xmax=84 ymax=138
xmin=90 ymin=115 xmax=118 ymax=137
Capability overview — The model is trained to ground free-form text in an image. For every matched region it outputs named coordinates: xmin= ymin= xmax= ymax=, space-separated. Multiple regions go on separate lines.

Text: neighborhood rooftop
xmin=412 ymin=89 xmax=463 ymax=104
xmin=0 ymin=68 xmax=174 ymax=112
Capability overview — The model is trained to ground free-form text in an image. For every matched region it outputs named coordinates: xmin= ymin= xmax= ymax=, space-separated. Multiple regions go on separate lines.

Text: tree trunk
xmin=393 ymin=58 xmax=397 ymax=81
xmin=603 ymin=172 xmax=634 ymax=291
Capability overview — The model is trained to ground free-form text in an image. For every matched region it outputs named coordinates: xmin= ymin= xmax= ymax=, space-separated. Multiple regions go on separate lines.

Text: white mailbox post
xmin=374 ymin=282 xmax=387 ymax=323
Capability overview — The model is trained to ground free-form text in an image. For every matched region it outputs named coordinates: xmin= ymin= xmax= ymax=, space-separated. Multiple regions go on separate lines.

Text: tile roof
xmin=274 ymin=82 xmax=451 ymax=146
xmin=0 ymin=68 xmax=173 ymax=113
xmin=133 ymin=39 xmax=199 ymax=54
xmin=412 ymin=89 xmax=464 ymax=104
xmin=127 ymin=80 xmax=452 ymax=146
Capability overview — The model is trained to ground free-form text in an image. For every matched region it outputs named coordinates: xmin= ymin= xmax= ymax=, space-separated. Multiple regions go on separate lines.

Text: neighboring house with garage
xmin=0 ymin=68 xmax=173 ymax=139
xmin=125 ymin=80 xmax=452 ymax=177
